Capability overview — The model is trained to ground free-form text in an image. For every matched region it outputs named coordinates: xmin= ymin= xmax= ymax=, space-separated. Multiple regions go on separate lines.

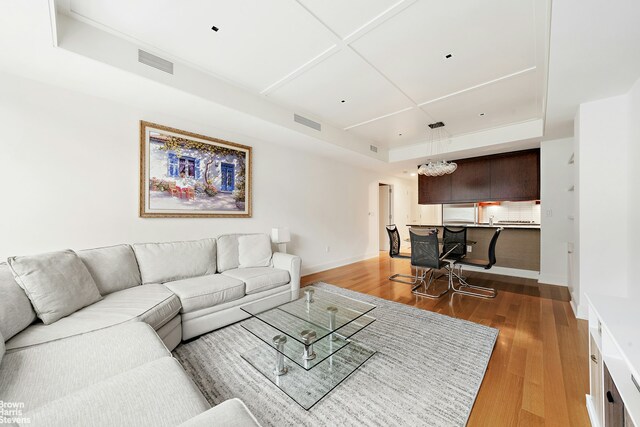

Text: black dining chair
xmin=385 ymin=225 xmax=418 ymax=284
xmin=409 ymin=228 xmax=457 ymax=299
xmin=442 ymin=227 xmax=467 ymax=261
xmin=451 ymin=227 xmax=502 ymax=298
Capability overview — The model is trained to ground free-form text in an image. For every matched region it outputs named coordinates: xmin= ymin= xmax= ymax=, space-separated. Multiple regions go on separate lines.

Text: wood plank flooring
xmin=301 ymin=254 xmax=590 ymax=426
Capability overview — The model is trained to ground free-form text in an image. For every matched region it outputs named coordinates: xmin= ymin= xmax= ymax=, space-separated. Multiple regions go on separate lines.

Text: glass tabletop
xmin=241 ymin=340 xmax=376 ymax=410
xmin=241 ymin=314 xmax=376 ymax=370
xmin=240 ymin=286 xmax=376 ymax=346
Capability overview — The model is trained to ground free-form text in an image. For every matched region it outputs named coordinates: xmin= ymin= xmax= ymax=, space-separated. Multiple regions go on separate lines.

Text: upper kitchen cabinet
xmin=418 ymin=173 xmax=452 ymax=204
xmin=489 ymin=150 xmax=540 ymax=201
xmin=418 ymin=149 xmax=540 ymax=204
xmin=450 ymin=158 xmax=491 ymax=202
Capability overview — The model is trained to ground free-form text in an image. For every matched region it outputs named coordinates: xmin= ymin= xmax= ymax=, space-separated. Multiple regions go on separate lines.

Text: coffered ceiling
xmin=64 ymin=0 xmax=550 ymax=150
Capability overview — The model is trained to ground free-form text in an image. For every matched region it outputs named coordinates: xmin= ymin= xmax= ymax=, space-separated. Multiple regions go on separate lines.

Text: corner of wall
xmin=571 ymin=300 xmax=588 ymax=320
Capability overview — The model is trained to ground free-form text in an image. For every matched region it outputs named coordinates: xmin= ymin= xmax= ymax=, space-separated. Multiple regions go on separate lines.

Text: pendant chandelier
xmin=417 ymin=122 xmax=457 ymax=176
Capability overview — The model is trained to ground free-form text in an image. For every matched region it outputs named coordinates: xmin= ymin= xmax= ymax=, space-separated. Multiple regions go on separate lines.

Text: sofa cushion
xmin=164 ymin=274 xmax=245 ymax=313
xmin=24 ymin=357 xmax=210 ymax=427
xmin=178 ymin=398 xmax=261 ymax=427
xmin=0 ymin=263 xmax=36 ymax=340
xmin=222 ymin=267 xmax=290 ymax=294
xmin=78 ymin=244 xmax=141 ymax=295
xmin=5 ymin=284 xmax=180 ymax=351
xmin=238 ymin=234 xmax=272 ymax=268
xmin=0 ymin=322 xmax=169 ymax=412
xmin=81 ymin=284 xmax=181 ymax=330
xmin=133 ymin=238 xmax=217 ymax=284
xmin=216 ymin=234 xmax=241 ymax=272
xmin=7 ymin=250 xmax=102 ymax=325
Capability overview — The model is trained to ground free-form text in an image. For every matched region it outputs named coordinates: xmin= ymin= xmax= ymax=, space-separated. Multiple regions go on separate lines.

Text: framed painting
xmin=139 ymin=121 xmax=252 ymax=218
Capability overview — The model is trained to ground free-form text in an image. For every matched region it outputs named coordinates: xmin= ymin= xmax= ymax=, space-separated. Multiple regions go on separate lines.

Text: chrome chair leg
xmin=411 ymin=268 xmax=431 ymax=292
xmin=389 ymin=266 xmax=423 ymax=285
xmin=412 ymin=268 xmax=449 ymax=299
xmin=457 ymin=264 xmax=467 ymax=281
xmin=450 ymin=268 xmax=497 ymax=299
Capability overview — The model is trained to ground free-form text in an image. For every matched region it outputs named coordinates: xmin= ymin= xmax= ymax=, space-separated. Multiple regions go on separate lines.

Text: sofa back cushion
xmin=7 ymin=250 xmax=103 ymax=325
xmin=238 ymin=234 xmax=273 ymax=268
xmin=0 ymin=263 xmax=37 ymax=340
xmin=216 ymin=234 xmax=241 ymax=273
xmin=133 ymin=238 xmax=217 ymax=284
xmin=78 ymin=245 xmax=141 ymax=295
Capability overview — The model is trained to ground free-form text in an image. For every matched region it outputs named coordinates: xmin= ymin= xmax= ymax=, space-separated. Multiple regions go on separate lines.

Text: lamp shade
xmin=271 ymin=227 xmax=291 ymax=244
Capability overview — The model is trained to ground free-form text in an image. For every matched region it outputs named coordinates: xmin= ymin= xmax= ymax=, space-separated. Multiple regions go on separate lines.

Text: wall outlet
xmin=467 ymin=245 xmax=472 ymax=253
xmin=325 ymin=246 xmax=330 ymax=253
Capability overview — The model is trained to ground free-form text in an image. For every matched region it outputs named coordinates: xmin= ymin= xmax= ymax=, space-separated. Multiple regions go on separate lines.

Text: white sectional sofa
xmin=0 ymin=233 xmax=302 ymax=426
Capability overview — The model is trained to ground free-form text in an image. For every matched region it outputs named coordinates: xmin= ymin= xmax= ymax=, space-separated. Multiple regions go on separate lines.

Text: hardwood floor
xmin=301 ymin=254 xmax=590 ymax=426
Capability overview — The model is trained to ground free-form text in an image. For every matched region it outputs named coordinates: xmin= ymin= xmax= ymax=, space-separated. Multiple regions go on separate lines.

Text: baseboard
xmin=537 ymin=274 xmax=568 ymax=286
xmin=461 ymin=265 xmax=540 ymax=280
xmin=586 ymin=394 xmax=601 ymax=427
xmin=302 ymin=253 xmax=379 ymax=276
xmin=575 ymin=302 xmax=588 ymax=320
xmin=569 ymin=298 xmax=578 ymax=318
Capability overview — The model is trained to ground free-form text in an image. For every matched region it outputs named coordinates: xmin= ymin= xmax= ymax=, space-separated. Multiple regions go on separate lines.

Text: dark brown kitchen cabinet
xmin=450 ymin=158 xmax=491 ymax=202
xmin=489 ymin=150 xmax=540 ymax=201
xmin=418 ymin=173 xmax=451 ymax=204
xmin=418 ymin=149 xmax=540 ymax=204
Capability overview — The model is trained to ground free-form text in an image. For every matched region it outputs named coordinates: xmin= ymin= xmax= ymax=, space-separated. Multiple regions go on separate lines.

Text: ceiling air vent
xmin=294 ymin=114 xmax=321 ymax=131
xmin=138 ymin=49 xmax=174 ymax=75
xmin=370 ymin=145 xmax=378 ymax=153
xmin=428 ymin=121 xmax=445 ymax=129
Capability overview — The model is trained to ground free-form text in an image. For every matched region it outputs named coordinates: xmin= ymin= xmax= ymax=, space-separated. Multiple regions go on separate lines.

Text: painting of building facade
xmin=140 ymin=121 xmax=251 ymax=217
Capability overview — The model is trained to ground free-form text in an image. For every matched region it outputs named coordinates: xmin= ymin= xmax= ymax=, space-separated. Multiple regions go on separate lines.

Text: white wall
xmin=418 ymin=204 xmax=442 ymax=225
xmin=575 ymin=92 xmax=631 ymax=316
xmin=572 ymin=112 xmax=581 ymax=311
xmin=0 ymin=72 xmax=416 ymax=274
xmin=628 ymin=77 xmax=640 ymax=299
xmin=539 ymin=138 xmax=573 ymax=286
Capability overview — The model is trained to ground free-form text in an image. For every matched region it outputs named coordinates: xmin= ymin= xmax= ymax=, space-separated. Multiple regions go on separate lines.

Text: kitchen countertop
xmin=407 ymin=223 xmax=541 ymax=230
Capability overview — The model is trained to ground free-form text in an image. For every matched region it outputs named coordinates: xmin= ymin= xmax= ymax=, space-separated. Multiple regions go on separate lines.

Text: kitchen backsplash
xmin=479 ymin=201 xmax=541 ymax=224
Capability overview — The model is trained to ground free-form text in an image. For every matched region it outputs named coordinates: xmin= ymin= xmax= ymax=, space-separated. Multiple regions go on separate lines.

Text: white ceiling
xmin=545 ymin=0 xmax=640 ymax=139
xmin=64 ymin=0 xmax=550 ymax=149
xmin=0 ymin=0 xmax=407 ymax=176
xmin=3 ymin=0 xmax=638 ymax=180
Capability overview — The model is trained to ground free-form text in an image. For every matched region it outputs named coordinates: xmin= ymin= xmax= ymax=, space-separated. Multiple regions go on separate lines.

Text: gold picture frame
xmin=139 ymin=121 xmax=252 ymax=218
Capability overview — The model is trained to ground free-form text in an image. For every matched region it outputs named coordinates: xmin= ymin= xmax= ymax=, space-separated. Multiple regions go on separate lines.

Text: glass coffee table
xmin=239 ymin=286 xmax=377 ymax=410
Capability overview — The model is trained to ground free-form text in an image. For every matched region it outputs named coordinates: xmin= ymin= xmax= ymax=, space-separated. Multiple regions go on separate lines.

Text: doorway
xmin=379 ymin=183 xmax=393 ymax=251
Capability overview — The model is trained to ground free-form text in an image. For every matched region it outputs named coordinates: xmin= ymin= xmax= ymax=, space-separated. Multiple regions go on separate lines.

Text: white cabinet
xmin=587 ymin=294 xmax=640 ymax=427
xmin=590 ymin=333 xmax=604 ymax=424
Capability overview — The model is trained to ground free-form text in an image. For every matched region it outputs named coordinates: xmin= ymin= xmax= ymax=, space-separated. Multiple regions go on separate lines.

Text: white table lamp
xmin=271 ymin=227 xmax=291 ymax=253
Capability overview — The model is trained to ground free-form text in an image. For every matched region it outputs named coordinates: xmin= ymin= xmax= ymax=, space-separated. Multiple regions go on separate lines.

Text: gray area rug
xmin=173 ymin=283 xmax=498 ymax=426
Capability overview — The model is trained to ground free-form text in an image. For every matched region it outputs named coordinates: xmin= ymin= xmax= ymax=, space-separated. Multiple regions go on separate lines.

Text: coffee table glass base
xmin=241 ymin=341 xmax=376 ymax=410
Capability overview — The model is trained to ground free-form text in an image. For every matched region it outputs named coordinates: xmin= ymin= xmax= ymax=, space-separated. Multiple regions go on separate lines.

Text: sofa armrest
xmin=272 ymin=252 xmax=301 ymax=293
xmin=178 ymin=398 xmax=262 ymax=427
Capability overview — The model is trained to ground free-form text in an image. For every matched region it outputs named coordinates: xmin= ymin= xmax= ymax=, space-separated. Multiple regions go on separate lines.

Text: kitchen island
xmin=406 ymin=224 xmax=540 ymax=272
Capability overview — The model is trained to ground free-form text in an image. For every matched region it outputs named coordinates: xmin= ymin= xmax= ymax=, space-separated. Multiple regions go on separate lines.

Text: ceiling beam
xmin=388 ymin=119 xmax=544 ymax=163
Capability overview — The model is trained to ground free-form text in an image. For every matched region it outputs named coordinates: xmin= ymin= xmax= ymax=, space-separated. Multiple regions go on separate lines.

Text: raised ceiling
xmin=65 ymin=0 xmax=550 ymax=150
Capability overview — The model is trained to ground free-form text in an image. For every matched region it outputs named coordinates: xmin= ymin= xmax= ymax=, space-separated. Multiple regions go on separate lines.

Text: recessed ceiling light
xmin=410 ymin=173 xmax=417 ymax=176
xmin=211 ymin=25 xmax=219 ymax=32
xmin=445 ymin=53 xmax=453 ymax=59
